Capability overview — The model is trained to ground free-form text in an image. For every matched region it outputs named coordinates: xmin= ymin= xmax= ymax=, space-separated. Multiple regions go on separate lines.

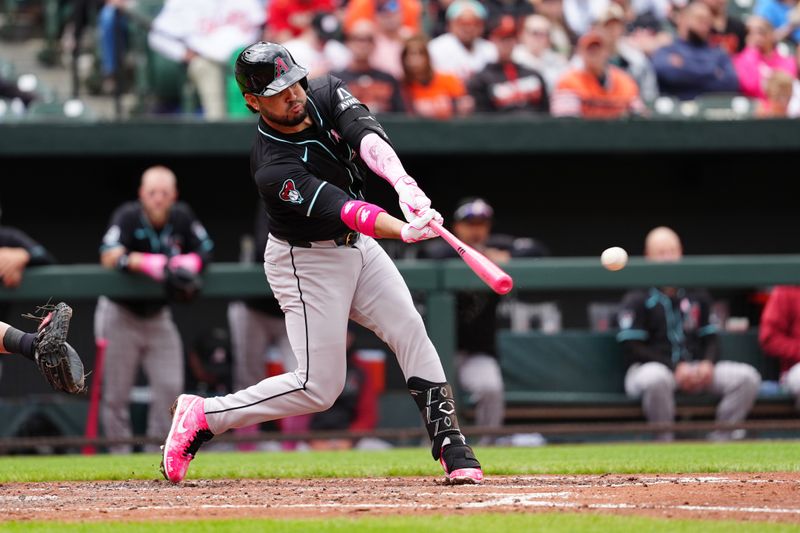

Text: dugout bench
xmin=474 ymin=329 xmax=795 ymax=425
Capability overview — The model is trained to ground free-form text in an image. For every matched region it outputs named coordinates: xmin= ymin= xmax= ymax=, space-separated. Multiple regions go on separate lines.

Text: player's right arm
xmin=322 ymin=76 xmax=440 ymax=225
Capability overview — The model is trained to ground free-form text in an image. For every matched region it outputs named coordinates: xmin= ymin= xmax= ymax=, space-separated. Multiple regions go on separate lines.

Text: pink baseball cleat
xmin=439 ymin=435 xmax=484 ymax=485
xmin=160 ymin=394 xmax=214 ymax=484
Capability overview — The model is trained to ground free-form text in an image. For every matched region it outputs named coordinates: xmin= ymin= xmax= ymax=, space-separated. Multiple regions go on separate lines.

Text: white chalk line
xmin=4 ymin=494 xmax=800 ymax=517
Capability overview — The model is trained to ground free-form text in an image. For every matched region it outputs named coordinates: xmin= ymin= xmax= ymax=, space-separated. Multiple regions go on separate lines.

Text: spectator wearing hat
xmin=594 ymin=3 xmax=660 ymax=102
xmin=428 ymin=0 xmax=499 ymax=82
xmin=421 ymin=198 xmax=548 ymax=441
xmin=652 ymin=2 xmax=739 ymax=100
xmin=334 ymin=20 xmax=406 ymax=113
xmin=552 ymin=30 xmax=645 ymax=118
xmin=468 ymin=15 xmax=549 ymax=113
xmin=512 ymin=14 xmax=570 ymax=93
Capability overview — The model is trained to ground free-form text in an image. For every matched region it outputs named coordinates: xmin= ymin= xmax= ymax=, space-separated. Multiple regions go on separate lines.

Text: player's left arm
xmin=326 ymin=76 xmax=441 ymax=224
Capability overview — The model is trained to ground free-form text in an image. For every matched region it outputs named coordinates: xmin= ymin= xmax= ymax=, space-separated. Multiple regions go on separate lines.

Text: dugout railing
xmin=0 ymin=255 xmax=799 ymax=451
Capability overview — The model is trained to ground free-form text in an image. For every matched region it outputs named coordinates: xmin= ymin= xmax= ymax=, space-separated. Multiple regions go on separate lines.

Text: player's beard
xmin=262 ymin=102 xmax=308 ymax=127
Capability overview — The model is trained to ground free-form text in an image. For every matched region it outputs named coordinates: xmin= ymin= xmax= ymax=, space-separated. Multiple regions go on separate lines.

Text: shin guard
xmin=407 ymin=376 xmax=463 ymax=460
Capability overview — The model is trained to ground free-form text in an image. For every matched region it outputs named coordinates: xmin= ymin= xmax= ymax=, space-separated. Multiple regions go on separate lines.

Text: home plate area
xmin=2 ymin=474 xmax=800 ymax=523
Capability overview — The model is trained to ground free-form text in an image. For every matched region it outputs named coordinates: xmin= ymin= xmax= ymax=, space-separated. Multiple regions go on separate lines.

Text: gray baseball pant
xmin=625 ymin=360 xmax=761 ymax=439
xmin=95 ymin=296 xmax=184 ymax=453
xmin=204 ymin=235 xmax=446 ymax=435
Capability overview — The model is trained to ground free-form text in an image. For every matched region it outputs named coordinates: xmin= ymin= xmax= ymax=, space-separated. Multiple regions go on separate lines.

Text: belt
xmin=287 ymin=231 xmax=360 ymax=248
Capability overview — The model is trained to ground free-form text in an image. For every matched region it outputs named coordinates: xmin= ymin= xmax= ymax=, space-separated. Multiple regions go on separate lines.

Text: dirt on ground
xmin=1 ymin=473 xmax=799 ymax=523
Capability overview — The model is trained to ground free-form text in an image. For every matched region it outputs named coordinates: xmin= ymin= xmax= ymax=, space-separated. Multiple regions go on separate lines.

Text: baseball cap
xmin=578 ymin=29 xmax=606 ymax=50
xmin=454 ymin=198 xmax=494 ymax=222
xmin=377 ymin=0 xmax=400 ymax=13
xmin=446 ymin=0 xmax=488 ymax=21
xmin=595 ymin=3 xmax=625 ymax=25
xmin=489 ymin=15 xmax=517 ymax=39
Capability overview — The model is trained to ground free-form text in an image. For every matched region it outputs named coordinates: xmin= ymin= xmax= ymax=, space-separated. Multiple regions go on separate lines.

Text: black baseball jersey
xmin=0 ymin=226 xmax=56 ymax=266
xmin=100 ymin=201 xmax=214 ymax=316
xmin=616 ymin=287 xmax=720 ymax=370
xmin=467 ymin=61 xmax=549 ymax=114
xmin=250 ymin=75 xmax=391 ymax=242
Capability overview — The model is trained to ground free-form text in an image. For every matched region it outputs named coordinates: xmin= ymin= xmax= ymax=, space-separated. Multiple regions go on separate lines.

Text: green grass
xmin=0 ymin=441 xmax=798 ymax=483
xmin=4 ymin=514 xmax=800 ymax=533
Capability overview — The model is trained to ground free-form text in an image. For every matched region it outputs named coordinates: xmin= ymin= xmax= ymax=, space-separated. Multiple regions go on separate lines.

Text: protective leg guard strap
xmin=407 ymin=376 xmax=462 ymax=460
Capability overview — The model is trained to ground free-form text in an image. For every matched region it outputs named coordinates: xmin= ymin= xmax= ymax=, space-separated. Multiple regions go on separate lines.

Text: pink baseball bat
xmin=428 ymin=221 xmax=514 ymax=295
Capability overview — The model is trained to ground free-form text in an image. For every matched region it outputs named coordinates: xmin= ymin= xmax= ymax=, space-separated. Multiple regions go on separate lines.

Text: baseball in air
xmin=601 ymin=246 xmax=628 ymax=271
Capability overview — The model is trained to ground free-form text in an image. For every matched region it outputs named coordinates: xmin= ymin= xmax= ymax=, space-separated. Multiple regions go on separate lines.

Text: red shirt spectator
xmin=759 ymin=285 xmax=800 ymax=375
xmin=266 ymin=0 xmax=335 ymax=42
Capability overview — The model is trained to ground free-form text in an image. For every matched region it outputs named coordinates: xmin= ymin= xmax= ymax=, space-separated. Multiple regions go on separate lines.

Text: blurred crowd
xmin=3 ymin=0 xmax=800 ymax=119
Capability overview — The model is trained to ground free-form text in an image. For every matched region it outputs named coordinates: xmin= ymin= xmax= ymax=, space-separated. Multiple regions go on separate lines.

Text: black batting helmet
xmin=235 ymin=42 xmax=309 ymax=98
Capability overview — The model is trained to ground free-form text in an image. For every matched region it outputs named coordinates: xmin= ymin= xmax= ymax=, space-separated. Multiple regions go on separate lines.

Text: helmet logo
xmin=274 ymin=57 xmax=290 ymax=80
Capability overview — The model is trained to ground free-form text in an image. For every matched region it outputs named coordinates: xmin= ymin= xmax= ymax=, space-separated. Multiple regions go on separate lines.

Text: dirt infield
xmin=2 ymin=474 xmax=799 ymax=523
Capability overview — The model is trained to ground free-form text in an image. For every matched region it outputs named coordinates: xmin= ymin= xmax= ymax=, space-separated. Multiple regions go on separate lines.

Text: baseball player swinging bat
xmin=428 ymin=221 xmax=514 ymax=295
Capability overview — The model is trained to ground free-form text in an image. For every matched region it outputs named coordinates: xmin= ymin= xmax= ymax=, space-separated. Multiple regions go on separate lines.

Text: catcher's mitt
xmin=164 ymin=266 xmax=203 ymax=303
xmin=29 ymin=302 xmax=87 ymax=394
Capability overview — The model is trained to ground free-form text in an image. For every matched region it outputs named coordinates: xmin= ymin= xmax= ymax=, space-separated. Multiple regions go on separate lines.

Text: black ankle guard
xmin=407 ymin=376 xmax=462 ymax=460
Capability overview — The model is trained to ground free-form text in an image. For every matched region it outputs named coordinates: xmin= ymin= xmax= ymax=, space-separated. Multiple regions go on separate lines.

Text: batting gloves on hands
xmin=401 ymin=208 xmax=442 ymax=243
xmin=395 ymin=176 xmax=434 ymax=223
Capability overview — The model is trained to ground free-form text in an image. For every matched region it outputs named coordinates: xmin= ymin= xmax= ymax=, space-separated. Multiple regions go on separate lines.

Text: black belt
xmin=287 ymin=231 xmax=360 ymax=248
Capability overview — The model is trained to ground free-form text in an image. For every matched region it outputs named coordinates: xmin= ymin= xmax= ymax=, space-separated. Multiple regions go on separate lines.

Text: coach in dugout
xmin=96 ymin=166 xmax=214 ymax=453
xmin=616 ymin=226 xmax=761 ymax=442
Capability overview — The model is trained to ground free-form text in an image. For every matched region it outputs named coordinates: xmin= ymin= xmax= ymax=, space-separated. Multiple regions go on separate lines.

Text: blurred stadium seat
xmin=695 ymin=94 xmax=757 ymax=120
xmin=650 ymin=96 xmax=683 ymax=119
xmin=25 ymin=98 xmax=96 ymax=121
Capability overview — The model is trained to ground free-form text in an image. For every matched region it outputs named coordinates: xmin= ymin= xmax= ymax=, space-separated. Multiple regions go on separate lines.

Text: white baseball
xmin=601 ymin=246 xmax=628 ymax=271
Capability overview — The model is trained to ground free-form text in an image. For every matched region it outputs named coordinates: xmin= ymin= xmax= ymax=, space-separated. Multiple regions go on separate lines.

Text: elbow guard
xmin=340 ymin=200 xmax=386 ymax=238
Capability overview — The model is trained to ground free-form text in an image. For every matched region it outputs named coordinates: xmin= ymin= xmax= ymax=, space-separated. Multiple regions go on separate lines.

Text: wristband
xmin=340 ymin=200 xmax=386 ymax=238
xmin=169 ymin=253 xmax=203 ymax=274
xmin=116 ymin=253 xmax=130 ymax=272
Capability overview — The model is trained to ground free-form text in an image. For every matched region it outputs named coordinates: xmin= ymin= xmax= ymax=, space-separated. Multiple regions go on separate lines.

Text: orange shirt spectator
xmin=405 ymin=72 xmax=467 ymax=119
xmin=553 ymin=66 xmax=642 ymax=118
xmin=345 ymin=0 xmax=422 ymax=35
xmin=401 ymin=34 xmax=472 ymax=119
xmin=551 ymin=31 xmax=643 ymax=119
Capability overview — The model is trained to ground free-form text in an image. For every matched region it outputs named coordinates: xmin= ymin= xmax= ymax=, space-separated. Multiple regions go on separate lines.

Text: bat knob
xmin=495 ymin=275 xmax=513 ymax=295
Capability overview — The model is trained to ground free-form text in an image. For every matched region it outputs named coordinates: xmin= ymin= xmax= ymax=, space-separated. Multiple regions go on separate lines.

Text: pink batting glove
xmin=168 ymin=253 xmax=203 ymax=275
xmin=394 ymin=176 xmax=432 ymax=223
xmin=138 ymin=253 xmax=168 ymax=281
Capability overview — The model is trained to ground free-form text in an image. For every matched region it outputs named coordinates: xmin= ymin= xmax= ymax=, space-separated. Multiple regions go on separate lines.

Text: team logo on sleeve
xmin=336 ymin=87 xmax=361 ymax=111
xmin=274 ymin=57 xmax=290 ymax=80
xmin=279 ymin=179 xmax=304 ymax=204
